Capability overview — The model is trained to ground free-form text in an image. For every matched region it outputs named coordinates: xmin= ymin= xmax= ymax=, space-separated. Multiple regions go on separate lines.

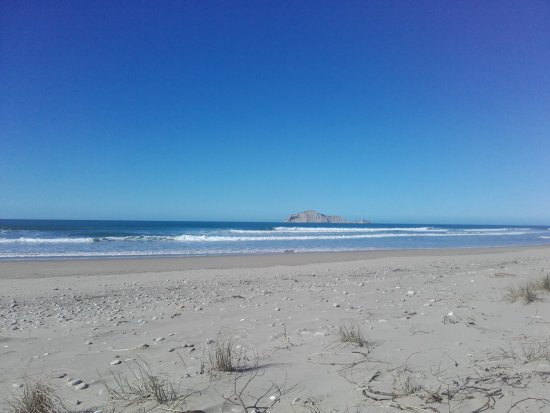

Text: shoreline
xmin=2 ymin=244 xmax=550 ymax=279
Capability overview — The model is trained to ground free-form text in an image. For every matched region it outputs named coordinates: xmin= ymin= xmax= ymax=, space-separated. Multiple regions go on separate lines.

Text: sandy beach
xmin=1 ymin=246 xmax=550 ymax=412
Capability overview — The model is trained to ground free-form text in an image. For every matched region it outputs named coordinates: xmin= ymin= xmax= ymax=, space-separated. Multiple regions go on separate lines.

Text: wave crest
xmin=0 ymin=237 xmax=94 ymax=244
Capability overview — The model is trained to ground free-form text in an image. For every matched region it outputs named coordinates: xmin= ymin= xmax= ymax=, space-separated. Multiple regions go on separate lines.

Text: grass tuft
xmin=504 ymin=274 xmax=550 ymax=304
xmin=537 ymin=274 xmax=550 ymax=292
xmin=207 ymin=338 xmax=238 ymax=373
xmin=498 ymin=340 xmax=550 ymax=364
xmin=105 ymin=358 xmax=188 ymax=411
xmin=393 ymin=368 xmax=423 ymax=397
xmin=8 ymin=378 xmax=65 ymax=413
xmin=338 ymin=323 xmax=368 ymax=347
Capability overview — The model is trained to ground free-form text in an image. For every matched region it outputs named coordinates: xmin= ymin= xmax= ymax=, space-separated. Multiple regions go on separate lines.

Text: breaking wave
xmin=0 ymin=237 xmax=94 ymax=244
xmin=0 ymin=230 xmax=532 ymax=244
xmin=230 ymin=226 xmax=448 ymax=234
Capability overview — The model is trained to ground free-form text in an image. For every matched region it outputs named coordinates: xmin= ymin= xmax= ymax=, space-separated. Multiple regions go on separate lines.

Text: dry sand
xmin=1 ymin=247 xmax=550 ymax=412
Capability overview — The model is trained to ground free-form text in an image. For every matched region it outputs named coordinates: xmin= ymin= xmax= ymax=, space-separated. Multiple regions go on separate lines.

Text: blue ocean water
xmin=0 ymin=219 xmax=549 ymax=259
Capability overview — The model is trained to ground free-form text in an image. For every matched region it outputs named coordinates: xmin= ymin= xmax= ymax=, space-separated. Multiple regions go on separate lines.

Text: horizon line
xmin=0 ymin=217 xmax=548 ymax=227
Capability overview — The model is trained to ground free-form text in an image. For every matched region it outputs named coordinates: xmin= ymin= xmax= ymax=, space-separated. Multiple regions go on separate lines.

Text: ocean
xmin=0 ymin=219 xmax=549 ymax=260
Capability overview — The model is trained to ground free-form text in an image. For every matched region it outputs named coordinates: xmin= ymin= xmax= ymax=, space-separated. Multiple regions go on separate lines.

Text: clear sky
xmin=1 ymin=1 xmax=549 ymax=224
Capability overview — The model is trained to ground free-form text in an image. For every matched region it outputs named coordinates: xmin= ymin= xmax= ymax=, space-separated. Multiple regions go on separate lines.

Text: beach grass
xmin=207 ymin=338 xmax=239 ymax=373
xmin=105 ymin=359 xmax=188 ymax=411
xmin=338 ymin=323 xmax=369 ymax=347
xmin=7 ymin=378 xmax=65 ymax=413
xmin=505 ymin=274 xmax=550 ymax=304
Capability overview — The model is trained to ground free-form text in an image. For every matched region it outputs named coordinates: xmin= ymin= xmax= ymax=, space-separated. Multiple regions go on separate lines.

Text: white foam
xmin=461 ymin=228 xmax=529 ymax=233
xmin=230 ymin=227 xmax=447 ymax=234
xmin=0 ymin=237 xmax=94 ymax=244
xmin=0 ymin=246 xmax=386 ymax=259
xmin=103 ymin=235 xmax=174 ymax=242
xmin=274 ymin=226 xmax=447 ymax=233
xmin=0 ymin=229 xmax=532 ymax=246
xmin=0 ymin=250 xmax=195 ymax=258
xmin=171 ymin=231 xmax=530 ymax=242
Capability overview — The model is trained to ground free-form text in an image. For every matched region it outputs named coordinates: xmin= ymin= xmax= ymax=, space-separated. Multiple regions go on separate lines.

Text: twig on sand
xmin=218 ymin=362 xmax=296 ymax=413
xmin=506 ymin=397 xmax=550 ymax=412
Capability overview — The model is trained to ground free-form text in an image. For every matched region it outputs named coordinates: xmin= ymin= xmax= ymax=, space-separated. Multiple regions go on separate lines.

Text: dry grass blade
xmin=208 ymin=338 xmax=237 ymax=373
xmin=522 ymin=340 xmax=550 ymax=362
xmin=392 ymin=368 xmax=423 ymax=397
xmin=8 ymin=378 xmax=65 ymax=413
xmin=506 ymin=397 xmax=550 ymax=412
xmin=506 ymin=284 xmax=536 ymax=304
xmin=221 ymin=364 xmax=296 ymax=413
xmin=297 ymin=398 xmax=323 ymax=413
xmin=520 ymin=285 xmax=539 ymax=304
xmin=339 ymin=323 xmax=368 ymax=347
xmin=536 ymin=274 xmax=550 ymax=292
xmin=504 ymin=278 xmax=545 ymax=304
xmin=105 ymin=358 xmax=188 ymax=411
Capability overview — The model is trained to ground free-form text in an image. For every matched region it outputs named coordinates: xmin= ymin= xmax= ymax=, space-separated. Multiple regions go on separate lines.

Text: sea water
xmin=0 ymin=219 xmax=549 ymax=259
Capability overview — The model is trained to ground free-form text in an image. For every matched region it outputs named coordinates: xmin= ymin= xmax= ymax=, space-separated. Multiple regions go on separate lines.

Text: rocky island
xmin=286 ymin=210 xmax=348 ymax=223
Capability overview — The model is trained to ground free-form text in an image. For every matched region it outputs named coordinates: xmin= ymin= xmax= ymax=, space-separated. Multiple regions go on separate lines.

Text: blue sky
xmin=1 ymin=1 xmax=549 ymax=224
